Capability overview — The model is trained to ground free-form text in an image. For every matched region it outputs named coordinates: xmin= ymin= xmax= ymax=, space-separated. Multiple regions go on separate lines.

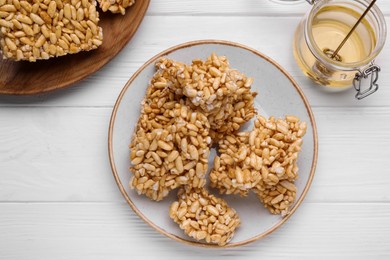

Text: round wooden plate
xmin=0 ymin=0 xmax=150 ymax=95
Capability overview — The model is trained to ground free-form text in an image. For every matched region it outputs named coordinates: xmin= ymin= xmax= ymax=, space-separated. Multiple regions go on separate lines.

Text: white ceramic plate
xmin=108 ymin=40 xmax=318 ymax=248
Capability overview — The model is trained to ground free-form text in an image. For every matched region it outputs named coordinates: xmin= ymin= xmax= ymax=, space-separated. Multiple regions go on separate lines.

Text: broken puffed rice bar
xmin=174 ymin=53 xmax=257 ymax=140
xmin=252 ymin=115 xmax=307 ymax=215
xmin=129 ymin=61 xmax=211 ymax=201
xmin=209 ymin=114 xmax=307 ymax=215
xmin=252 ymin=115 xmax=307 ymax=185
xmin=130 ymin=101 xmax=211 ymax=201
xmin=169 ymin=188 xmax=240 ymax=246
xmin=210 ymin=132 xmax=262 ymax=196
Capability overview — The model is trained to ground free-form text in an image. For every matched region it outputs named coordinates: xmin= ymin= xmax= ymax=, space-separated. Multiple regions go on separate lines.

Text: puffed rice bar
xmin=210 ymin=115 xmax=307 ymax=215
xmin=209 ymin=132 xmax=262 ymax=196
xmin=169 ymin=188 xmax=240 ymax=246
xmin=159 ymin=54 xmax=257 ymax=141
xmin=252 ymin=115 xmax=307 ymax=215
xmin=129 ymin=61 xmax=211 ymax=201
xmin=0 ymin=0 xmax=103 ymax=61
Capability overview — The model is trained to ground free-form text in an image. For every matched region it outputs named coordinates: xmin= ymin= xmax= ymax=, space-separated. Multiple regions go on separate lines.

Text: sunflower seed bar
xmin=0 ymin=0 xmax=103 ymax=61
xmin=169 ymin=188 xmax=240 ymax=246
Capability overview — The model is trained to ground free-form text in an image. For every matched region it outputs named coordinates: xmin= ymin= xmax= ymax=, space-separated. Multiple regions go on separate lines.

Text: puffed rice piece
xmin=252 ymin=115 xmax=307 ymax=215
xmin=210 ymin=115 xmax=307 ymax=215
xmin=158 ymin=54 xmax=257 ymax=141
xmin=97 ymin=0 xmax=135 ymax=15
xmin=210 ymin=132 xmax=262 ymax=196
xmin=180 ymin=54 xmax=257 ymax=140
xmin=256 ymin=180 xmax=297 ymax=216
xmin=252 ymin=115 xmax=307 ymax=184
xmin=169 ymin=188 xmax=240 ymax=246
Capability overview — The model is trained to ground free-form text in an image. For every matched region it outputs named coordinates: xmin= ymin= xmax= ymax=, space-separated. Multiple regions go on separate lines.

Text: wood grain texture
xmin=0 ymin=202 xmax=389 ymax=259
xmin=0 ymin=0 xmax=150 ymax=95
xmin=0 ymin=107 xmax=389 ymax=202
xmin=0 ymin=16 xmax=388 ymax=106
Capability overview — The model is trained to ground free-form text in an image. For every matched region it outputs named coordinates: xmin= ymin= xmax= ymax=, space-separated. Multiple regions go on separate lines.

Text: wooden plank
xmin=147 ymin=0 xmax=390 ymax=16
xmin=0 ymin=107 xmax=389 ymax=202
xmin=0 ymin=202 xmax=389 ymax=259
xmin=0 ymin=16 xmax=388 ymax=107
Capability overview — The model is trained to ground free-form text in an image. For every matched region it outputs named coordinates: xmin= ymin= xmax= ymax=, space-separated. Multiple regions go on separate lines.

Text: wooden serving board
xmin=0 ymin=0 xmax=150 ymax=95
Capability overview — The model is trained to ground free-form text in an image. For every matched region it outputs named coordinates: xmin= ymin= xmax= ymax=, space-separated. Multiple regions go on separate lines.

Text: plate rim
xmin=108 ymin=39 xmax=318 ymax=248
xmin=0 ymin=0 xmax=150 ymax=95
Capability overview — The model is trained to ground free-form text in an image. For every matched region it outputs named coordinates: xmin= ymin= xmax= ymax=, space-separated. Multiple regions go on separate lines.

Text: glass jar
xmin=293 ymin=0 xmax=387 ymax=99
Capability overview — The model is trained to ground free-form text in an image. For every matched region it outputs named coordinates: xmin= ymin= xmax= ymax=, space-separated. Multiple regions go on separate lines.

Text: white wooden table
xmin=1 ymin=1 xmax=389 ymax=259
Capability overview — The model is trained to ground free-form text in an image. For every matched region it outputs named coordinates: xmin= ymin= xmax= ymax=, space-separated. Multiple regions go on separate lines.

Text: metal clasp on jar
xmin=306 ymin=0 xmax=318 ymax=5
xmin=353 ymin=64 xmax=380 ymax=100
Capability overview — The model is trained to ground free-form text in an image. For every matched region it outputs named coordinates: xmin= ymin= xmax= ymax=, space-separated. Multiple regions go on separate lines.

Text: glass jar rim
xmin=304 ymin=0 xmax=387 ymax=72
